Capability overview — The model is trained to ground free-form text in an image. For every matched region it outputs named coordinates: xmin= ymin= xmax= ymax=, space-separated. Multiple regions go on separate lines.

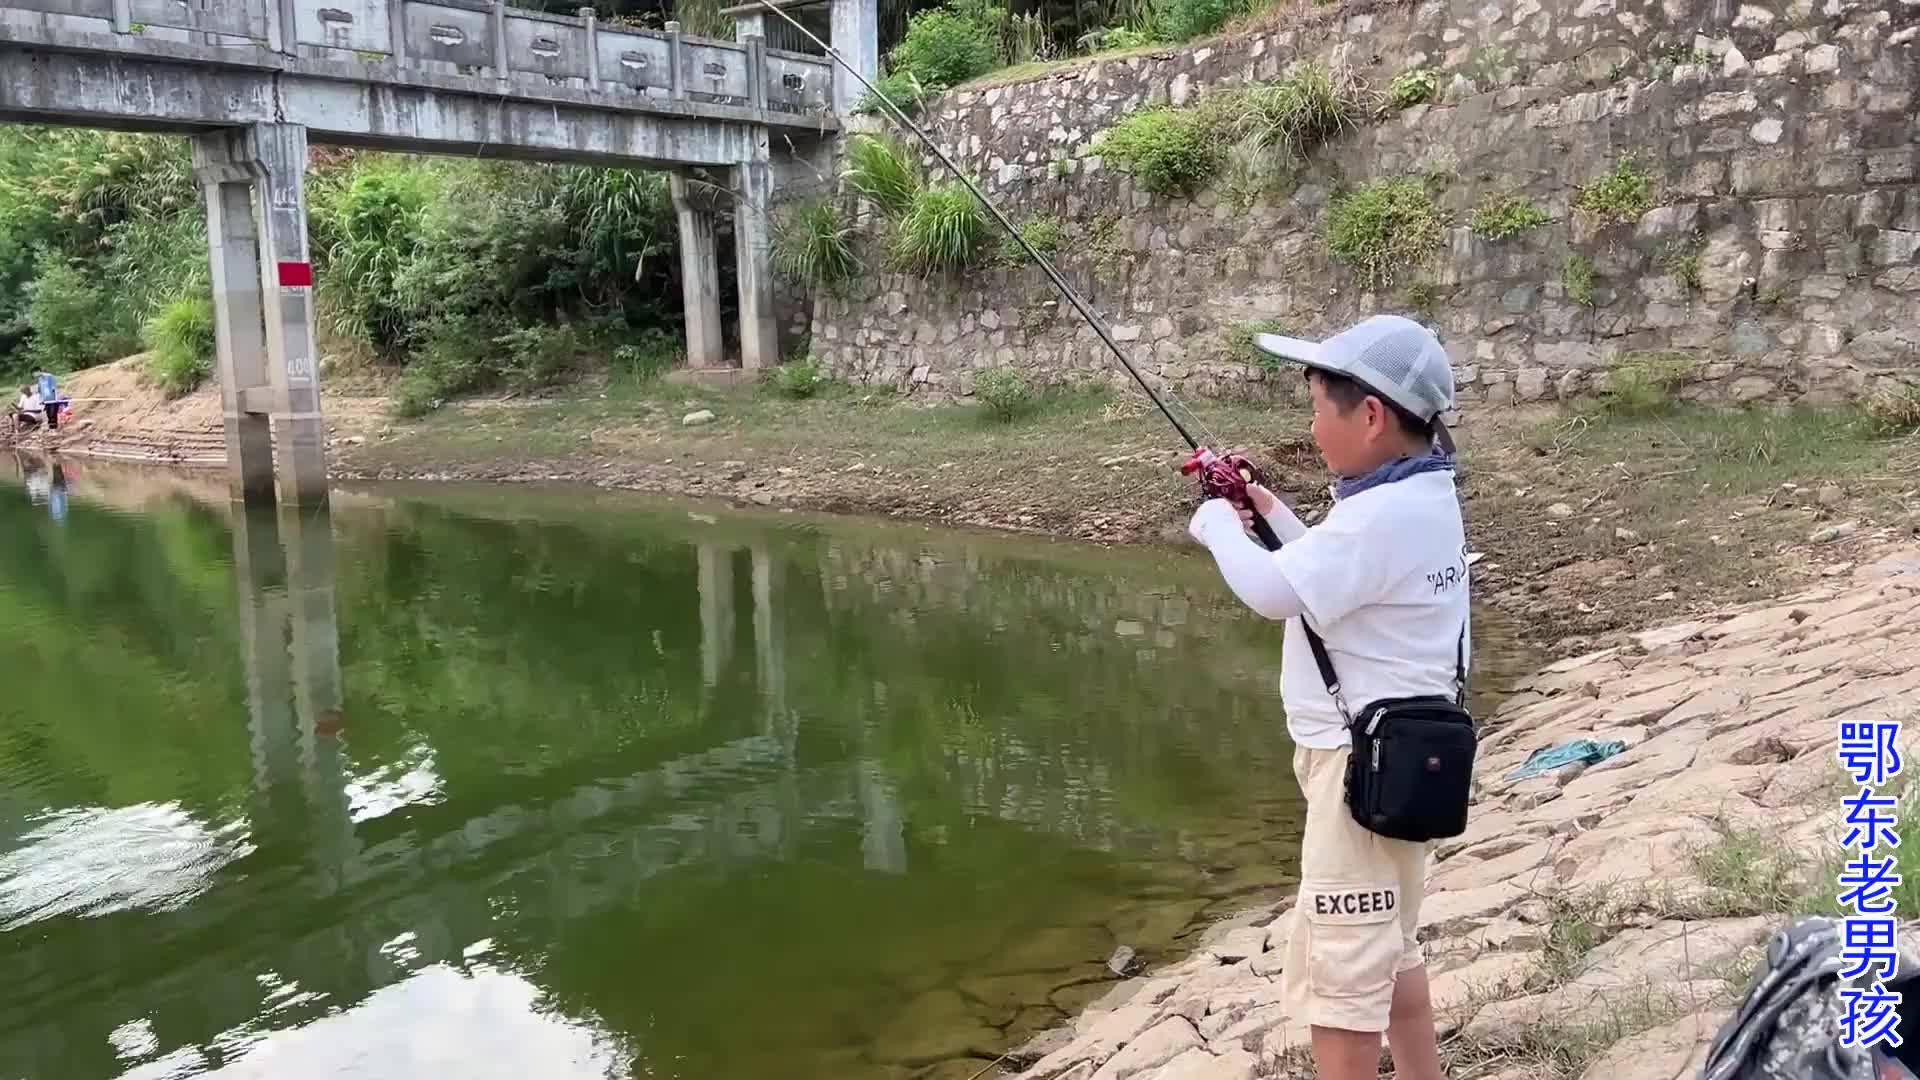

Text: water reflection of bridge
xmin=0 ymin=505 xmax=915 ymax=1079
xmin=236 ymin=508 xmax=908 ymax=892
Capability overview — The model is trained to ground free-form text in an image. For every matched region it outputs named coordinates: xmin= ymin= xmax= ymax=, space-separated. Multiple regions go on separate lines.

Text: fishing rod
xmin=756 ymin=0 xmax=1286 ymax=551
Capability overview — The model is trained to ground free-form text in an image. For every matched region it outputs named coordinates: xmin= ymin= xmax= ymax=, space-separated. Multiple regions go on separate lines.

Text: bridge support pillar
xmin=670 ymin=172 xmax=726 ymax=370
xmin=191 ymin=123 xmax=328 ymax=509
xmin=733 ymin=136 xmax=780 ymax=372
xmin=196 ymin=139 xmax=277 ymax=506
xmin=830 ymin=0 xmax=879 ymax=114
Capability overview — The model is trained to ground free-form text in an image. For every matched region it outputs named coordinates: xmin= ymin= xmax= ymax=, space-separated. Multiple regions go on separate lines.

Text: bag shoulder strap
xmin=1298 ymin=619 xmax=1346 ymax=720
xmin=1454 ymin=625 xmax=1469 ymax=709
xmin=1300 ymin=617 xmax=1469 ymax=724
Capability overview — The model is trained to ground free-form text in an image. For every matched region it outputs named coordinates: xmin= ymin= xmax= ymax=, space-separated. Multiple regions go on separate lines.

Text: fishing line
xmin=753 ymin=0 xmax=1283 ymax=549
xmin=753 ymin=0 xmax=1234 ymax=451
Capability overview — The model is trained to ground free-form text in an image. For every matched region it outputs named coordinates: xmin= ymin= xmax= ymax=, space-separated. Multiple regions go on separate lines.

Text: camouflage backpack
xmin=1700 ymin=916 xmax=1916 ymax=1080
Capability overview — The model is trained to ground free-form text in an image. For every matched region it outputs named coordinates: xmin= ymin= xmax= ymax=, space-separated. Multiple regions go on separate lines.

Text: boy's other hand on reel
xmin=1235 ymin=483 xmax=1279 ymax=535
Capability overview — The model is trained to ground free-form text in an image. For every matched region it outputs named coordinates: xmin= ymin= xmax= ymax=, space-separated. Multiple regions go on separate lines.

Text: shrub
xmin=1661 ymin=235 xmax=1703 ymax=291
xmin=1468 ymin=44 xmax=1514 ymax=87
xmin=1007 ymin=10 xmax=1054 ymax=63
xmin=771 ymin=356 xmax=830 ymax=399
xmin=1217 ymin=62 xmax=1360 ymax=161
xmin=309 ymin=162 xmax=436 ymax=351
xmin=1155 ymin=0 xmax=1242 ymax=41
xmin=1217 ymin=144 xmax=1301 ymax=210
xmin=1098 ymin=107 xmax=1222 ymax=196
xmin=889 ymin=1 xmax=1004 ymax=88
xmin=974 ymin=367 xmax=1031 ymax=420
xmin=854 ymin=70 xmax=943 ymax=116
xmin=1865 ymin=382 xmax=1920 ymax=434
xmin=25 ymin=255 xmax=107 ymax=371
xmin=315 ymin=156 xmax=679 ymax=395
xmin=1574 ymin=157 xmax=1656 ymax=225
xmin=96 ymin=200 xmax=207 ymax=353
xmin=1647 ymin=43 xmax=1712 ymax=81
xmin=3 ymin=132 xmax=689 ymax=401
xmin=672 ymin=0 xmax=734 ymax=39
xmin=1402 ymin=280 xmax=1442 ymax=319
xmin=141 ymin=294 xmax=214 ymax=398
xmin=1469 ymin=192 xmax=1553 ymax=240
xmin=544 ymin=167 xmax=676 ymax=308
xmin=1603 ymin=351 xmax=1695 ymax=415
xmin=1563 ymin=253 xmax=1599 ymax=306
xmin=893 ymin=183 xmax=991 ymax=271
xmin=1389 ymin=66 xmax=1438 ymax=109
xmin=1226 ymin=318 xmax=1288 ymax=370
xmin=493 ymin=322 xmax=583 ymax=389
xmin=611 ymin=329 xmax=680 ymax=384
xmin=400 ymin=314 xmax=512 ymax=409
xmin=391 ymin=370 xmax=443 ymax=417
xmin=771 ymin=200 xmax=858 ymax=288
xmin=843 ymin=134 xmax=922 ymax=217
xmin=998 ymin=216 xmax=1062 ymax=264
xmin=2 ymin=128 xmax=204 ymax=376
xmin=1325 ymin=177 xmax=1447 ymax=289
xmin=314 ymin=157 xmax=679 ymax=368
xmin=1081 ymin=25 xmax=1156 ymax=50
xmin=0 ymin=211 xmax=48 ymax=370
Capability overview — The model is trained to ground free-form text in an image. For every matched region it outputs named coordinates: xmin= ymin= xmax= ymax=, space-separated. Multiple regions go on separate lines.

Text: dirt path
xmin=18 ymin=360 xmax=1919 ymax=654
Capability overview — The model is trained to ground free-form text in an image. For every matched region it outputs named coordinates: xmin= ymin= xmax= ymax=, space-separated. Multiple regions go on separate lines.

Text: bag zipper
xmin=1371 ymin=739 xmax=1382 ymax=772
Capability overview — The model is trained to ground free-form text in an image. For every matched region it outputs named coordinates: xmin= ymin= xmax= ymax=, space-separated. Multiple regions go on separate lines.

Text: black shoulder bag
xmin=1301 ymin=619 xmax=1478 ymax=843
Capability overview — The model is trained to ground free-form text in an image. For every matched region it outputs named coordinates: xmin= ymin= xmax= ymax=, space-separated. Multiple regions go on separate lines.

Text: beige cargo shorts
xmin=1281 ymin=743 xmax=1430 ymax=1033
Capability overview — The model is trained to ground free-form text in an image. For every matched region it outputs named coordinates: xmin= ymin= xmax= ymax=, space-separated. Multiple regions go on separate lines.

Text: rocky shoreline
xmin=990 ymin=544 xmax=1920 ymax=1080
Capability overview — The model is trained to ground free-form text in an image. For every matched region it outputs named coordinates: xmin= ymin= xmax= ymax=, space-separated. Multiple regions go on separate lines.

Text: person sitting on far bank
xmin=14 ymin=384 xmax=43 ymax=430
xmin=1186 ymin=314 xmax=1470 ymax=1080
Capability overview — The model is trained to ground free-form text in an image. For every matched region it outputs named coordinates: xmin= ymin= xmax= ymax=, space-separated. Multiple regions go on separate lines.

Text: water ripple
xmin=0 ymin=802 xmax=249 ymax=930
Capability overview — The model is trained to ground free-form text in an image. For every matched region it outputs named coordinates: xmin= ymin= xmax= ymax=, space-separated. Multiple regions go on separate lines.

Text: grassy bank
xmin=330 ymin=369 xmax=1920 ymax=652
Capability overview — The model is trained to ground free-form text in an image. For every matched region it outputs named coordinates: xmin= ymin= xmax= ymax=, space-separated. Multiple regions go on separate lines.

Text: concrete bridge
xmin=0 ymin=0 xmax=872 ymax=506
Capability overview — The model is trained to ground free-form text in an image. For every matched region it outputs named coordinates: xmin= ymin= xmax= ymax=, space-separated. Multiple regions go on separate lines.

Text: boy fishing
xmin=1186 ymin=314 xmax=1472 ymax=1080
xmin=750 ymin=35 xmax=1479 ymax=1072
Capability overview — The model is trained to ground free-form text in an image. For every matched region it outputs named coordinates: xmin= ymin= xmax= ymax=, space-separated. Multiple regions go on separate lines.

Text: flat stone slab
xmin=1156 ymin=1047 xmax=1258 ymax=1080
xmin=1429 ymin=950 xmax=1543 ymax=1015
xmin=1578 ymin=1010 xmax=1732 ymax=1080
xmin=1089 ymin=1016 xmax=1199 ymax=1080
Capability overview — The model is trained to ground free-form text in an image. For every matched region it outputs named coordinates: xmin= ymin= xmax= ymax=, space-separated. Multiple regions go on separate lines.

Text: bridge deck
xmin=0 ymin=0 xmax=838 ymax=166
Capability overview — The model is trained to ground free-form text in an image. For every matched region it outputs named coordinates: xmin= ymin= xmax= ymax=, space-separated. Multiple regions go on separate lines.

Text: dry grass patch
xmin=1437 ymin=981 xmax=1693 ymax=1080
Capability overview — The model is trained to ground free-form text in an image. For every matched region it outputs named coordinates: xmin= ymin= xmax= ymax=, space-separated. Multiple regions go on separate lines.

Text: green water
xmin=0 ymin=459 xmax=1529 ymax=1080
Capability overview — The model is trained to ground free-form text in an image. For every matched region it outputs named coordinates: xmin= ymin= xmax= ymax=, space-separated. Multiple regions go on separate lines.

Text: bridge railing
xmin=4 ymin=0 xmax=836 ymax=116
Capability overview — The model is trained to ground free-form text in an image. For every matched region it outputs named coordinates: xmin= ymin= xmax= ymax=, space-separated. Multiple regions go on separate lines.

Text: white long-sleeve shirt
xmin=1186 ymin=497 xmax=1310 ymax=619
xmin=1188 ymin=474 xmax=1472 ymax=749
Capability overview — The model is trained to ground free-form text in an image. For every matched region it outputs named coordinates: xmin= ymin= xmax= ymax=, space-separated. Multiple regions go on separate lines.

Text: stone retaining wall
xmin=808 ymin=0 xmax=1920 ymax=409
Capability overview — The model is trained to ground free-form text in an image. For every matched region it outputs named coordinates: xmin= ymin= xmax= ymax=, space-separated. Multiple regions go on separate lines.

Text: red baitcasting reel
xmin=1181 ymin=447 xmax=1283 ymax=550
xmin=1181 ymin=447 xmax=1267 ymax=508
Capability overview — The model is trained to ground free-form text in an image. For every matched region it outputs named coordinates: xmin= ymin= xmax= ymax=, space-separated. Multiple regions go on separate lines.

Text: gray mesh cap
xmin=1255 ymin=314 xmax=1458 ymax=453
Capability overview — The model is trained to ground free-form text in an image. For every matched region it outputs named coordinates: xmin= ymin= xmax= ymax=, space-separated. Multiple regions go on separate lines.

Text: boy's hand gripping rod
xmin=752 ymin=0 xmax=1284 ymax=551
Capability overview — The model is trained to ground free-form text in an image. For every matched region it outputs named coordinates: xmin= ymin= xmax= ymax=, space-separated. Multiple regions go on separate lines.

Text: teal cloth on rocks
xmin=1503 ymin=738 xmax=1627 ymax=781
